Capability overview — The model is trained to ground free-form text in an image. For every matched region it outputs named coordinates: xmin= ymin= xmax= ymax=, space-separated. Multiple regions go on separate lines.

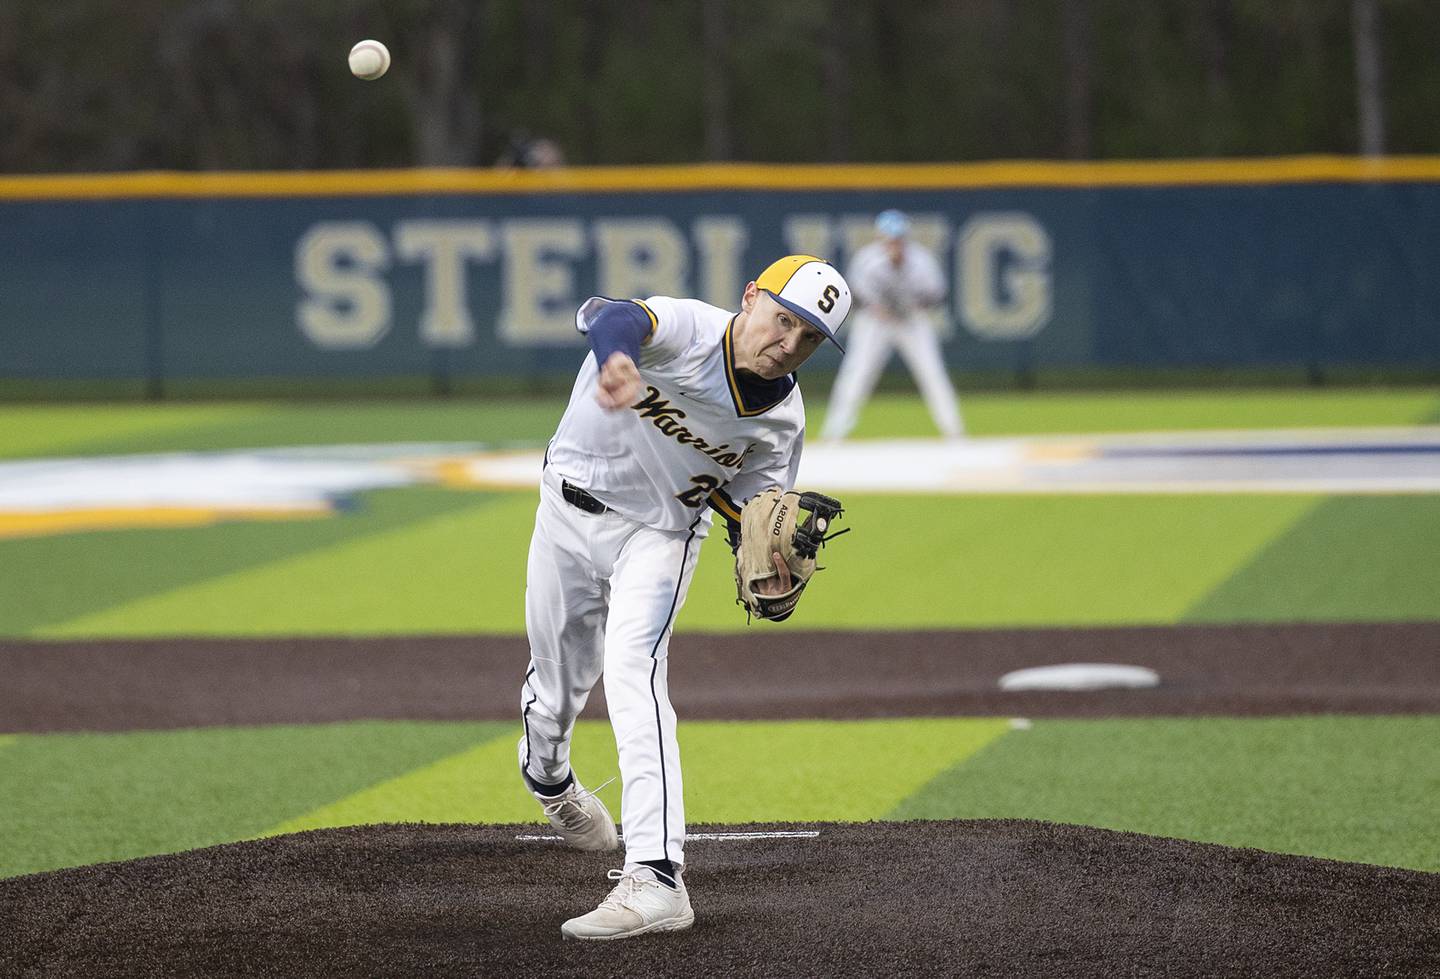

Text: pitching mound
xmin=3 ymin=820 xmax=1437 ymax=977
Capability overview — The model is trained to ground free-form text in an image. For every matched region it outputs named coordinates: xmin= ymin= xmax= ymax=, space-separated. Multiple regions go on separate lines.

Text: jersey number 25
xmin=675 ymin=474 xmax=720 ymax=507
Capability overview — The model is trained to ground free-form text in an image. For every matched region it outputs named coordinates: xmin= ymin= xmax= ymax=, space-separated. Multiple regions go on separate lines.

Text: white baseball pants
xmin=821 ymin=309 xmax=964 ymax=440
xmin=519 ymin=466 xmax=702 ymax=868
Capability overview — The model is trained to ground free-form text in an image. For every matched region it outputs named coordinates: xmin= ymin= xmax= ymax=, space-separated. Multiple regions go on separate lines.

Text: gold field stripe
xmin=0 ymin=506 xmax=328 ymax=540
xmin=6 ymin=156 xmax=1440 ymax=200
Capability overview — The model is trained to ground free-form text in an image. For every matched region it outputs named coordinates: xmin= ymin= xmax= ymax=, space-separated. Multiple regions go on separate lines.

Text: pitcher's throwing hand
xmin=595 ymin=352 xmax=643 ymax=410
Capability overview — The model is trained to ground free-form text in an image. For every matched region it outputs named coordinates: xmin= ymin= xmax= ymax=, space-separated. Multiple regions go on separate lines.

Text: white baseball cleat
xmin=561 ymin=867 xmax=694 ymax=941
xmin=519 ymin=738 xmax=619 ymax=851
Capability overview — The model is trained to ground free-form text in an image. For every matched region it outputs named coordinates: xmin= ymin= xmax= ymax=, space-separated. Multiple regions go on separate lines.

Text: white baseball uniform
xmin=519 ymin=294 xmax=804 ymax=871
xmin=821 ymin=238 xmax=964 ymax=440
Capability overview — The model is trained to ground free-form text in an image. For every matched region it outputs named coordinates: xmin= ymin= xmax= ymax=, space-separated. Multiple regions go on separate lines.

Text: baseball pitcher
xmin=516 ymin=255 xmax=851 ymax=940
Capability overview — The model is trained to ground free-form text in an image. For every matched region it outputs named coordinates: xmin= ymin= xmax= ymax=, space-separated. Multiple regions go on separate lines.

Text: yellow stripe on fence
xmin=4 ymin=156 xmax=1440 ymax=200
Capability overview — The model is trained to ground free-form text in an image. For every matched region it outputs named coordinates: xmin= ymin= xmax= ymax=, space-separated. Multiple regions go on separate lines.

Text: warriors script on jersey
xmin=546 ymin=290 xmax=819 ymax=529
xmin=627 ymin=384 xmax=756 ymax=471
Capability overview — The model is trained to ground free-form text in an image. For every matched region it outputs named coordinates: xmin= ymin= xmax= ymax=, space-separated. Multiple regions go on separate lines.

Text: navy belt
xmin=561 ymin=480 xmax=610 ymax=515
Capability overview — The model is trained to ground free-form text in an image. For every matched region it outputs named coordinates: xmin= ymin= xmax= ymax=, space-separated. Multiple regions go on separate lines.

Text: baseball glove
xmin=734 ymin=488 xmax=847 ymax=622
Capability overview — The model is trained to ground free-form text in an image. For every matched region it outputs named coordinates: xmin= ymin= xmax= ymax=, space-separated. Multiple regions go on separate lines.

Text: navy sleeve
xmin=706 ymin=486 xmax=744 ymax=551
xmin=587 ymin=301 xmax=652 ymax=368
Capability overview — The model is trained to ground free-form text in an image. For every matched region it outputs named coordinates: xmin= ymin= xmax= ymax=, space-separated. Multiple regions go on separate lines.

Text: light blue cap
xmin=875 ymin=209 xmax=910 ymax=239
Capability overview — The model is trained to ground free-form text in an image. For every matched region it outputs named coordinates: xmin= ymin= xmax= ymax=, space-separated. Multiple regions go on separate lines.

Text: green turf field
xmin=12 ymin=489 xmax=1440 ymax=637
xmin=3 ymin=715 xmax=1437 ymax=879
xmin=3 ymin=387 xmax=1439 ymax=460
xmin=3 ymin=387 xmax=1438 ymax=882
xmin=3 ymin=387 xmax=1440 ymax=637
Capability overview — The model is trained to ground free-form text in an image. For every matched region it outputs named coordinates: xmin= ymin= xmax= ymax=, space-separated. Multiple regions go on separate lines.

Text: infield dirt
xmin=5 ymin=621 xmax=1440 ymax=733
xmin=4 ymin=820 xmax=1438 ymax=978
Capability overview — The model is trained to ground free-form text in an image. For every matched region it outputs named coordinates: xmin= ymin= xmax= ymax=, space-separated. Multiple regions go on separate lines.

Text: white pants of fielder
xmin=519 ymin=466 xmax=702 ymax=869
xmin=820 ymin=309 xmax=964 ymax=440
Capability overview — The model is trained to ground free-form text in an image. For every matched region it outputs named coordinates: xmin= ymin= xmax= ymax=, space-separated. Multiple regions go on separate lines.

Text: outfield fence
xmin=4 ymin=157 xmax=1440 ymax=396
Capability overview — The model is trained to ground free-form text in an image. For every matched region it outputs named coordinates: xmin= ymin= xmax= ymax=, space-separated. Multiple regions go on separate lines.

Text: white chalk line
xmin=515 ymin=830 xmax=821 ymax=843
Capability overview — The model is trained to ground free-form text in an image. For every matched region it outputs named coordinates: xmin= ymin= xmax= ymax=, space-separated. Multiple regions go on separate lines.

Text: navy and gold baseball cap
xmin=755 ymin=254 xmax=852 ymax=352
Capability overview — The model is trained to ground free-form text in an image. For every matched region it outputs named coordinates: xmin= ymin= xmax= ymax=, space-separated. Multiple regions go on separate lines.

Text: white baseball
xmin=348 ymin=40 xmax=391 ymax=81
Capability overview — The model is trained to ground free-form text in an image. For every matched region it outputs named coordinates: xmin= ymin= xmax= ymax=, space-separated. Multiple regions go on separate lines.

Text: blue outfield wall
xmin=3 ymin=163 xmax=1440 ymax=382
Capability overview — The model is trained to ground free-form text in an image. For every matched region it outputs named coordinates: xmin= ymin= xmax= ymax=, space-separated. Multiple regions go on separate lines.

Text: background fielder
xmin=821 ymin=209 xmax=964 ymax=441
xmin=516 ymin=255 xmax=852 ymax=940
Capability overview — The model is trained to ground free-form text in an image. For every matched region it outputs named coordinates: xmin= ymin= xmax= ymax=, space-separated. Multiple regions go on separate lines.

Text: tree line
xmin=0 ymin=0 xmax=1433 ymax=173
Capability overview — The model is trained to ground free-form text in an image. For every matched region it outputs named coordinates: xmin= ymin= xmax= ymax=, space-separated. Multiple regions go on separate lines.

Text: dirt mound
xmin=4 ymin=820 xmax=1436 ymax=977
